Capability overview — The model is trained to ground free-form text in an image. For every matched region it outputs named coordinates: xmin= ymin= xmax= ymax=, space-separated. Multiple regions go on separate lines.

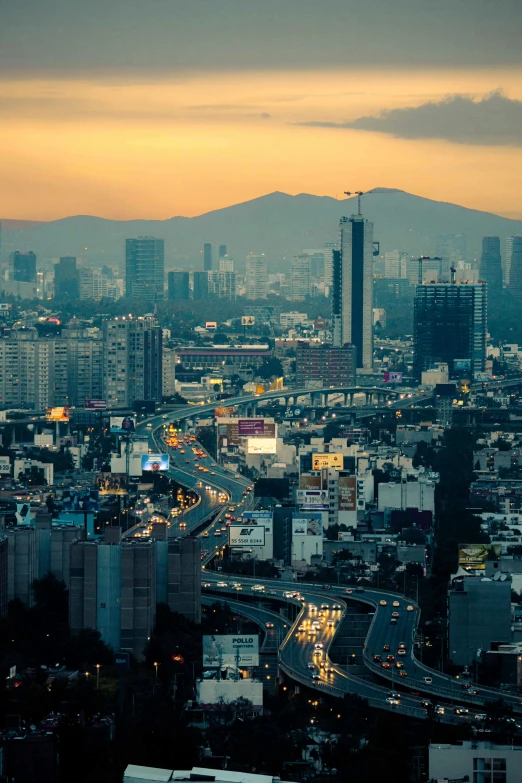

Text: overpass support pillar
xmin=251 ymin=403 xmax=257 ymax=416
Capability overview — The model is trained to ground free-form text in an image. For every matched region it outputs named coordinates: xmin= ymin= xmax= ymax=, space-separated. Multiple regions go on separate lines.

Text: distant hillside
xmin=1 ymin=190 xmax=521 ymax=271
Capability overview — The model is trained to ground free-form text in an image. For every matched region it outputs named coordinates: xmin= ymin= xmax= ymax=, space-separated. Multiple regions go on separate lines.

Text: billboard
xmin=238 ymin=419 xmax=265 ymax=436
xmin=300 ymin=474 xmax=321 ymax=489
xmin=110 ymin=416 xmax=136 ymax=433
xmin=46 ymin=406 xmax=70 ymax=422
xmin=242 ymin=510 xmax=273 ymax=534
xmin=284 ymin=406 xmax=306 ymax=420
xmin=61 ymin=489 xmax=100 ymax=511
xmin=96 ymin=473 xmax=128 ymax=494
xmin=15 ymin=503 xmax=31 ymax=525
xmin=203 ymin=634 xmax=259 ymax=667
xmin=206 ymin=321 xmax=217 ymax=330
xmin=384 ymin=371 xmax=403 ymax=383
xmin=141 ymin=453 xmax=170 ymax=471
xmin=217 ymin=418 xmax=276 ymax=449
xmin=0 ymin=456 xmax=10 ymax=475
xmin=241 ymin=316 xmax=255 ymax=326
xmin=0 ymin=303 xmax=11 ymax=311
xmin=454 ymin=359 xmax=472 ymax=371
xmin=292 ymin=515 xmax=323 ymax=537
xmin=85 ymin=399 xmax=107 ymax=410
xmin=229 ymin=526 xmax=266 ymax=547
xmin=214 ymin=407 xmax=237 ymax=419
xmin=311 ymin=452 xmax=344 ymax=471
xmin=458 ymin=543 xmax=501 ymax=572
xmin=296 ymin=489 xmax=329 ymax=508
xmin=338 ymin=476 xmax=357 ymax=511
xmin=247 ymin=437 xmax=277 ymax=455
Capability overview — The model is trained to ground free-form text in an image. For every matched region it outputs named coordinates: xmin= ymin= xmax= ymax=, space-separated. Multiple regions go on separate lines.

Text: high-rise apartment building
xmin=78 ymin=268 xmax=113 ymax=301
xmin=413 ymin=282 xmax=487 ymax=379
xmin=323 ymin=243 xmax=337 ymax=294
xmin=35 ymin=513 xmax=85 ymax=588
xmin=449 ymin=576 xmax=511 ymax=666
xmin=217 ymin=270 xmax=236 ymax=299
xmin=290 ymin=255 xmax=311 ymax=301
xmin=5 ymin=527 xmax=37 ymax=606
xmin=296 ymin=343 xmax=356 ymax=387
xmin=384 ymin=250 xmax=408 ymax=279
xmin=166 ymin=537 xmax=201 ymax=623
xmin=192 ymin=270 xmax=210 ymax=300
xmin=162 ymin=346 xmax=177 ymax=397
xmin=103 ymin=316 xmax=162 ymax=407
xmin=125 ymin=237 xmax=165 ymax=301
xmin=332 ymin=214 xmax=374 ymax=369
xmin=54 ymin=256 xmax=79 ymax=298
xmin=245 ymin=254 xmax=268 ymax=300
xmin=11 ymin=251 xmax=37 ymax=283
xmin=506 ymin=236 xmax=522 ymax=296
xmin=65 ymin=327 xmax=104 ymax=406
xmin=167 ymin=271 xmax=190 ymax=301
xmin=480 ymin=236 xmax=502 ymax=300
xmin=219 ymin=255 xmax=234 ymax=273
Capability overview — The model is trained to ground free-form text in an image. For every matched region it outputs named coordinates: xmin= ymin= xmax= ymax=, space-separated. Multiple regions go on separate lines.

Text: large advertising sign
xmin=15 ymin=503 xmax=31 ymax=525
xmin=383 ymin=371 xmax=403 ymax=383
xmin=338 ymin=476 xmax=357 ymax=511
xmin=46 ymin=406 xmax=70 ymax=422
xmin=141 ymin=453 xmax=170 ymax=471
xmin=242 ymin=510 xmax=273 ymax=534
xmin=241 ymin=316 xmax=255 ymax=326
xmin=203 ymin=634 xmax=259 ymax=667
xmin=247 ymin=437 xmax=277 ymax=455
xmin=85 ymin=399 xmax=107 ymax=410
xmin=458 ymin=543 xmax=501 ymax=572
xmin=292 ymin=515 xmax=323 ymax=537
xmin=296 ymin=489 xmax=329 ymax=508
xmin=110 ymin=416 xmax=136 ymax=433
xmin=238 ymin=419 xmax=265 ymax=436
xmin=214 ymin=407 xmax=237 ymax=419
xmin=61 ymin=489 xmax=100 ymax=511
xmin=454 ymin=359 xmax=472 ymax=371
xmin=229 ymin=526 xmax=266 ymax=547
xmin=0 ymin=456 xmax=11 ymax=475
xmin=299 ymin=474 xmax=321 ymax=489
xmin=311 ymin=453 xmax=344 ymax=471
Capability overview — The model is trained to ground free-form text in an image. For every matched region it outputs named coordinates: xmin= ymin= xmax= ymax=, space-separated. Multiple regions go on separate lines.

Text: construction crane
xmin=343 ymin=188 xmax=402 ymax=255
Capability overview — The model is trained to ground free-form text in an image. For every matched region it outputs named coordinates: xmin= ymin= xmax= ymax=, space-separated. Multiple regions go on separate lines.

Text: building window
xmin=473 ymin=758 xmax=506 ymax=783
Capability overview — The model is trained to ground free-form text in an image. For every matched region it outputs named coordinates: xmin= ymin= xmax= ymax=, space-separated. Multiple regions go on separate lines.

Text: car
xmin=420 ymin=700 xmax=432 ymax=709
xmin=266 ymin=622 xmax=274 ymax=628
xmin=327 ymin=620 xmax=335 ymax=627
xmin=201 ymin=531 xmax=209 ymax=537
xmin=393 ymin=601 xmax=400 ymax=607
xmin=298 ymin=624 xmax=306 ymax=631
xmin=388 ymin=691 xmax=401 ymax=699
xmin=322 ymin=585 xmax=331 ymax=590
xmin=312 ymin=673 xmax=320 ymax=680
xmin=397 ymin=649 xmax=406 ymax=656
xmin=423 ymin=677 xmax=433 ymax=684
xmin=391 ymin=611 xmax=400 ymax=618
xmin=216 ymin=582 xmax=228 ymax=587
xmin=381 ymin=663 xmax=391 ymax=669
xmin=355 ymin=587 xmax=364 ymax=593
xmin=398 ymin=670 xmax=408 ymax=677
xmin=474 ymin=713 xmax=487 ymax=721
xmin=345 ymin=589 xmax=353 ymax=594
xmin=454 ymin=706 xmax=468 ymax=715
xmin=386 ymin=655 xmax=395 ymax=663
xmin=386 ymin=697 xmax=400 ymax=706
xmin=307 ymin=663 xmax=315 ymax=670
xmin=390 ymin=618 xmax=397 ymax=625
xmin=434 ymin=705 xmax=445 ymax=715
xmin=373 ymin=655 xmax=382 ymax=663
xmin=379 ymin=600 xmax=387 ymax=606
xmin=395 ymin=662 xmax=404 ymax=669
xmin=320 ymin=603 xmax=329 ymax=610
xmin=406 ymin=605 xmax=414 ymax=612
xmin=383 ymin=644 xmax=391 ymax=652
xmin=398 ymin=643 xmax=406 ymax=650
xmin=332 ymin=604 xmax=342 ymax=610
xmin=309 ymin=604 xmax=317 ymax=611
xmin=202 ymin=582 xmax=212 ymax=588
xmin=314 ymin=643 xmax=324 ymax=649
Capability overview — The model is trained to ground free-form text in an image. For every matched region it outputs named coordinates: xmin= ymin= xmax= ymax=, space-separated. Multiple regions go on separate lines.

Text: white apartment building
xmin=245 ymin=254 xmax=268 ymax=300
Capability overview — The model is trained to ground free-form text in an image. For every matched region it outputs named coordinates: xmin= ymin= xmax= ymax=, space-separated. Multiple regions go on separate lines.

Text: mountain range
xmin=1 ymin=189 xmax=521 ymax=271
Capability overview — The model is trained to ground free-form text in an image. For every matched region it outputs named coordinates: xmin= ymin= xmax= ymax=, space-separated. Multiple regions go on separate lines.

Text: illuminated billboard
xmin=338 ymin=476 xmax=357 ymax=511
xmin=238 ymin=419 xmax=265 ymax=436
xmin=458 ymin=543 xmax=501 ymax=572
xmin=311 ymin=453 xmax=343 ymax=471
xmin=216 ymin=418 xmax=276 ymax=449
xmin=0 ymin=456 xmax=11 ymax=474
xmin=383 ymin=371 xmax=403 ymax=383
xmin=292 ymin=515 xmax=323 ymax=537
xmin=110 ymin=416 xmax=136 ymax=433
xmin=85 ymin=399 xmax=107 ymax=410
xmin=247 ymin=437 xmax=277 ymax=455
xmin=229 ymin=526 xmax=266 ymax=547
xmin=206 ymin=321 xmax=217 ymax=330
xmin=141 ymin=453 xmax=170 ymax=471
xmin=46 ymin=406 xmax=70 ymax=422
xmin=241 ymin=316 xmax=255 ymax=326
xmin=61 ymin=489 xmax=99 ymax=511
xmin=296 ymin=489 xmax=329 ymax=508
xmin=203 ymin=634 xmax=259 ymax=667
xmin=242 ymin=510 xmax=273 ymax=534
xmin=299 ymin=474 xmax=321 ymax=489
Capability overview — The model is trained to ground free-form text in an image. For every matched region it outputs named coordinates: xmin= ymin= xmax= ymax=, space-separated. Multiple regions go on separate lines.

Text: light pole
xmin=96 ymin=663 xmax=101 ymax=690
xmin=154 ymin=661 xmax=159 ymax=679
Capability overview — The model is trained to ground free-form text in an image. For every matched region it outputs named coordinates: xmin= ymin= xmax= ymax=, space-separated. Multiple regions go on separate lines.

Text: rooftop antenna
xmin=344 ymin=191 xmax=364 ymax=215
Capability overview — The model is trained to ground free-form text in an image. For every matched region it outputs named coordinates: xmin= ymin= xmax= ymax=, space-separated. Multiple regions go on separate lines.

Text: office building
xmin=0 ymin=536 xmax=8 ymax=617
xmin=217 ymin=270 xmax=236 ymax=299
xmin=35 ymin=513 xmax=84 ymax=588
xmin=54 ymin=256 xmax=78 ymax=298
xmin=167 ymin=536 xmax=201 ymax=623
xmin=218 ymin=244 xmax=227 ymax=259
xmin=448 ymin=575 xmax=511 ymax=666
xmin=167 ymin=270 xmax=190 ymax=301
xmin=430 ymin=741 xmax=522 ymax=783
xmin=175 ymin=344 xmax=270 ymax=372
xmin=5 ymin=527 xmax=37 ymax=606
xmin=332 ymin=213 xmax=374 ymax=369
xmin=507 ymin=236 xmax=522 ymax=300
xmin=413 ymin=282 xmax=487 ymax=379
xmin=219 ymin=255 xmax=234 ymax=272
xmin=69 ymin=533 xmax=156 ymax=659
xmin=162 ymin=346 xmax=177 ymax=397
xmin=125 ymin=237 xmax=164 ymax=301
xmin=203 ymin=242 xmax=217 ymax=271
xmin=78 ymin=268 xmax=112 ymax=301
xmin=480 ymin=236 xmax=502 ymax=300
xmin=296 ymin=343 xmax=356 ymax=387
xmin=384 ymin=250 xmax=408 ymax=279
xmin=435 ymin=233 xmax=467 ymax=265
xmin=11 ymin=251 xmax=37 ymax=283
xmin=64 ymin=326 xmax=104 ymax=406
xmin=323 ymin=242 xmax=337 ymax=293
xmin=245 ymin=254 xmax=268 ymax=300
xmin=103 ymin=316 xmax=162 ymax=407
xmin=290 ymin=255 xmax=311 ymax=301
xmin=192 ymin=270 xmax=210 ymax=300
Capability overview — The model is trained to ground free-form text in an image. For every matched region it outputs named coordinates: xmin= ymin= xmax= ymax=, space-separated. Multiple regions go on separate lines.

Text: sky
xmin=1 ymin=0 xmax=522 ymax=221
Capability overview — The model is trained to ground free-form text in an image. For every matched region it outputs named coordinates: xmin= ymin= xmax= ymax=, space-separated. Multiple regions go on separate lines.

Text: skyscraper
xmin=103 ymin=316 xmax=162 ymax=407
xmin=290 ymin=255 xmax=311 ymax=301
xmin=507 ymin=236 xmax=522 ymax=301
xmin=245 ymin=254 xmax=268 ymax=300
xmin=167 ymin=271 xmax=190 ymax=301
xmin=332 ymin=214 xmax=374 ymax=369
xmin=54 ymin=256 xmax=79 ymax=298
xmin=12 ymin=251 xmax=37 ymax=283
xmin=125 ymin=237 xmax=165 ymax=301
xmin=218 ymin=244 xmax=227 ymax=259
xmin=193 ymin=270 xmax=210 ymax=300
xmin=203 ymin=242 xmax=216 ymax=271
xmin=505 ymin=236 xmax=522 ymax=290
xmin=323 ymin=242 xmax=337 ymax=294
xmin=414 ymin=282 xmax=487 ymax=379
xmin=479 ymin=236 xmax=502 ymax=299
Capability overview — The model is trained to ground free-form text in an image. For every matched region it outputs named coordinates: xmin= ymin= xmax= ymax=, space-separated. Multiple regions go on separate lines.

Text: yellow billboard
xmin=311 ymin=453 xmax=344 ymax=471
xmin=46 ymin=406 xmax=70 ymax=422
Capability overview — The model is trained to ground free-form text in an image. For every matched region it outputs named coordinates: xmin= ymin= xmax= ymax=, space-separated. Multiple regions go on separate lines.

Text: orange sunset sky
xmin=1 ymin=1 xmax=521 ymax=221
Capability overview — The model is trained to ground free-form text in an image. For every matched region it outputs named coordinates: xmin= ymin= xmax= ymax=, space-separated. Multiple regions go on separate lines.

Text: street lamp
xmin=96 ymin=663 xmax=101 ymax=690
xmin=154 ymin=661 xmax=159 ymax=679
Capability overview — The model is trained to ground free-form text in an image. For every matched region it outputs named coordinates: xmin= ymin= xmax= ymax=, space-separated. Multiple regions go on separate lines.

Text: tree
xmin=257 ymin=357 xmax=284 ymax=380
xmin=18 ymin=466 xmax=47 ymax=486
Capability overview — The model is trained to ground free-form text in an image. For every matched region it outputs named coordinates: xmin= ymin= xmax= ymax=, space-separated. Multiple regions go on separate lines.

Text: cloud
xmin=298 ymin=91 xmax=522 ymax=146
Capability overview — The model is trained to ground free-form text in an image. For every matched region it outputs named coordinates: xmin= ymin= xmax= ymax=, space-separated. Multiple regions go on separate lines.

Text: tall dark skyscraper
xmin=480 ymin=236 xmax=502 ymax=299
xmin=193 ymin=270 xmax=210 ymax=300
xmin=507 ymin=236 xmax=522 ymax=301
xmin=125 ymin=237 xmax=165 ymax=301
xmin=218 ymin=244 xmax=227 ymax=259
xmin=203 ymin=242 xmax=215 ymax=271
xmin=414 ymin=282 xmax=487 ymax=379
xmin=54 ymin=256 xmax=78 ymax=298
xmin=332 ymin=213 xmax=374 ymax=369
xmin=168 ymin=271 xmax=190 ymax=301
xmin=12 ymin=251 xmax=37 ymax=283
